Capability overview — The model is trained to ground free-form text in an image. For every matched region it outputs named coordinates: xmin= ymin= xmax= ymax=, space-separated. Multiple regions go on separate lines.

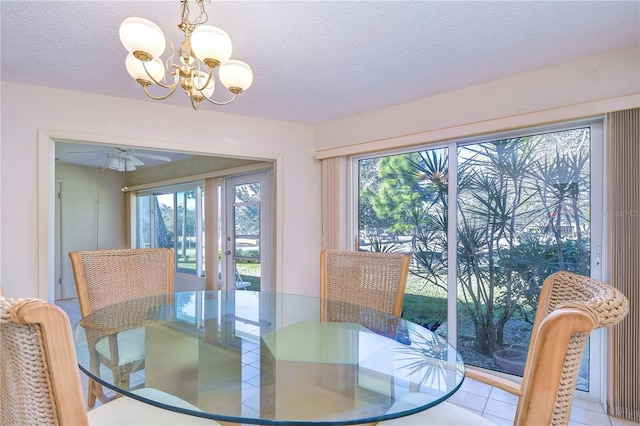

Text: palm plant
xmin=361 ymin=129 xmax=591 ymax=366
xmin=456 ymin=139 xmax=537 ymax=353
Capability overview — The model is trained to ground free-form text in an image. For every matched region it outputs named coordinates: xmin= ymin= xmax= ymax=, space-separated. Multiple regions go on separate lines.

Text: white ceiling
xmin=2 ymin=1 xmax=639 ymax=126
xmin=54 ymin=141 xmax=194 ymax=169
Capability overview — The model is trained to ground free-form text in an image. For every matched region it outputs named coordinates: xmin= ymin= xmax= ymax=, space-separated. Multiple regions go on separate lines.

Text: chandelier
xmin=119 ymin=0 xmax=253 ymax=110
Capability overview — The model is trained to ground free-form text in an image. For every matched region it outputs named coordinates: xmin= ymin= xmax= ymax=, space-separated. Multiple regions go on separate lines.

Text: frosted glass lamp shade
xmin=125 ymin=159 xmax=137 ymax=171
xmin=125 ymin=53 xmax=165 ymax=84
xmin=190 ymin=25 xmax=232 ymax=66
xmin=219 ymin=59 xmax=253 ymax=92
xmin=192 ymin=72 xmax=215 ymax=99
xmin=108 ymin=157 xmax=122 ymax=171
xmin=120 ymin=17 xmax=166 ymax=59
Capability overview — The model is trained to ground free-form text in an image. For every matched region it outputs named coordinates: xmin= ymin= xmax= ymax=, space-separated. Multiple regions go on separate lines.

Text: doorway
xmin=222 ymin=171 xmax=274 ymax=292
xmin=41 ymin=134 xmax=282 ymax=302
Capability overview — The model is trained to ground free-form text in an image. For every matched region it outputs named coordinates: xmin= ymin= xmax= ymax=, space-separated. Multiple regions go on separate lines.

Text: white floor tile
xmin=242 ymin=364 xmax=261 ymax=381
xmin=483 ymin=400 xmax=517 ymax=422
xmin=572 ymin=397 xmax=607 ymax=413
xmin=448 ymin=389 xmax=489 ymax=412
xmin=570 ymin=405 xmax=612 ymax=426
xmin=488 ymin=387 xmax=519 ymax=405
xmin=242 ymin=350 xmax=260 ymax=365
xmin=482 ymin=413 xmax=514 ymax=425
xmin=610 ymin=416 xmax=640 ymax=426
xmin=460 ymin=377 xmax=493 ymax=398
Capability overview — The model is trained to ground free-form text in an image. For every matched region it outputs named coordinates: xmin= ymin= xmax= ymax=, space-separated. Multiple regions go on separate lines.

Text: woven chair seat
xmin=95 ymin=327 xmax=146 ymax=365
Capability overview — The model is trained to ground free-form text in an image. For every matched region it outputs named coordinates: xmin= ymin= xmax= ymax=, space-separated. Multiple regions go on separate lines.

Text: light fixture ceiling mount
xmin=119 ymin=0 xmax=253 ymax=110
xmin=108 ymin=154 xmax=139 ymax=172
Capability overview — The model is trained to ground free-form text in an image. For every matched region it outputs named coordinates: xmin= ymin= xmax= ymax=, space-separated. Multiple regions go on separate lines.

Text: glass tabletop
xmin=73 ymin=290 xmax=465 ymax=425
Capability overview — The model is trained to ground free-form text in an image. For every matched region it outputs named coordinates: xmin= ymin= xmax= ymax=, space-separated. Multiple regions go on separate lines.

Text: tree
xmin=364 ymin=149 xmax=449 ymax=303
xmin=359 ymin=158 xmax=388 ymax=235
xmin=457 ymin=138 xmax=537 ymax=353
xmin=359 ymin=129 xmax=591 ymax=362
xmin=403 ymin=149 xmax=449 ymax=292
xmin=176 ymin=190 xmax=197 ymax=258
xmin=368 ymin=153 xmax=426 ymax=236
xmin=234 ymin=183 xmax=260 ymax=237
xmin=456 ymin=132 xmax=590 ymax=355
xmin=155 ymin=197 xmax=172 ymax=248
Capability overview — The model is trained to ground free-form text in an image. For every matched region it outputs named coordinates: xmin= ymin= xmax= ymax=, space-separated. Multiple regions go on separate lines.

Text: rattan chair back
xmin=69 ymin=248 xmax=174 ymax=406
xmin=320 ymin=249 xmax=410 ymax=318
xmin=515 ymin=271 xmax=629 ymax=425
xmin=0 ymin=297 xmax=220 ymax=426
xmin=1 ymin=297 xmax=89 ymax=425
xmin=69 ymin=248 xmax=174 ymax=317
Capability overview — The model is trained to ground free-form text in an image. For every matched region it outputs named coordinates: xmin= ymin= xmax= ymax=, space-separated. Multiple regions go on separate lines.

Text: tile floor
xmin=56 ymin=298 xmax=639 ymax=426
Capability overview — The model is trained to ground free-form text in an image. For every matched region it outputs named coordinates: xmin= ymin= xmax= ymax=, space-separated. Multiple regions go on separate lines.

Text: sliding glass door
xmin=136 ymin=183 xmax=205 ymax=278
xmin=133 ymin=170 xmax=274 ymax=293
xmin=354 ymin=119 xmax=603 ymax=398
xmin=455 ymin=129 xmax=594 ymax=389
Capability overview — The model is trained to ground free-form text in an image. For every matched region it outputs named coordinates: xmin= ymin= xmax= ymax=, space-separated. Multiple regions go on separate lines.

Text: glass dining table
xmin=73 ymin=290 xmax=465 ymax=425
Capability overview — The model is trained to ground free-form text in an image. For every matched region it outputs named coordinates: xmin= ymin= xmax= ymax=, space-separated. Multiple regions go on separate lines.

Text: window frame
xmin=134 ymin=181 xmax=206 ymax=280
xmin=349 ymin=117 xmax=605 ymax=402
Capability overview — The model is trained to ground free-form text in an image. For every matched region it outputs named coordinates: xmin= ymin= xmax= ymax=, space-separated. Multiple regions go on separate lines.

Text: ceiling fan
xmin=69 ymin=147 xmax=172 ymax=172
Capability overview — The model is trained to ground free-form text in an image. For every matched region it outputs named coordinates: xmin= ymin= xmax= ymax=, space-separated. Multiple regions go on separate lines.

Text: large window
xmin=355 ymin=120 xmax=602 ymax=394
xmin=136 ymin=183 xmax=205 ymax=277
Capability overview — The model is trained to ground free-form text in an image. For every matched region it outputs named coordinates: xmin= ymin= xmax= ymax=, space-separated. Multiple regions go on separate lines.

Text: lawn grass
xmin=236 ymin=264 xmax=261 ymax=291
xmin=237 ymin=275 xmax=261 ymax=291
xmin=402 ymin=293 xmax=447 ymax=329
xmin=179 ymin=259 xmax=449 ymax=323
xmin=402 ymin=274 xmax=448 ymax=330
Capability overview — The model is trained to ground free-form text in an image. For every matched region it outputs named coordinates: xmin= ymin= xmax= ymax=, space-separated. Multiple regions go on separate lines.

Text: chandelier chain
xmin=179 ymin=0 xmax=209 ymax=33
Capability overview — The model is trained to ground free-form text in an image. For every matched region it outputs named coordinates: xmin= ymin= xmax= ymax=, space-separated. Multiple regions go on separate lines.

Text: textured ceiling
xmin=2 ymin=1 xmax=639 ymax=126
xmin=54 ymin=141 xmax=194 ymax=169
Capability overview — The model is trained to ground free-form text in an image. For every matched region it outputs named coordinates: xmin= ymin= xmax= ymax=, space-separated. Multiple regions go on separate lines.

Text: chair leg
xmin=113 ymin=366 xmax=131 ymax=390
xmin=87 ymin=343 xmax=110 ymax=407
xmin=87 ymin=379 xmax=97 ymax=408
xmin=87 ymin=378 xmax=109 ymax=407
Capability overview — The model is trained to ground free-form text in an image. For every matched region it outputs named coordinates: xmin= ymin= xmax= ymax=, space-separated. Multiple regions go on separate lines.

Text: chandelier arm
xmin=200 ymin=91 xmax=238 ymax=106
xmin=192 ymin=66 xmax=216 ymax=92
xmin=141 ymin=61 xmax=179 ymax=90
xmin=142 ymin=83 xmax=180 ymax=101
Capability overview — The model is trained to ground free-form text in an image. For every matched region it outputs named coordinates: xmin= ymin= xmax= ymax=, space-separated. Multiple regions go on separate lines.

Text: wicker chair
xmin=69 ymin=248 xmax=174 ymax=407
xmin=378 ymin=271 xmax=630 ymax=425
xmin=0 ymin=297 xmax=219 ymax=425
xmin=320 ymin=249 xmax=410 ymax=318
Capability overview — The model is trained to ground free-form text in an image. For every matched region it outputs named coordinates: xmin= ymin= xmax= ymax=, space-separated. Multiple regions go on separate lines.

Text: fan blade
xmin=67 ymin=151 xmax=106 ymax=154
xmin=124 ymin=154 xmax=145 ymax=166
xmin=132 ymin=152 xmax=172 ymax=162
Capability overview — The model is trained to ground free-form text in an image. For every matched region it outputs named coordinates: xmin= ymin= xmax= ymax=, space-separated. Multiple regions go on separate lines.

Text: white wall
xmin=316 ymin=47 xmax=640 ymax=154
xmin=56 ymin=162 xmax=127 ymax=299
xmin=2 ymin=47 xmax=638 ymax=300
xmin=0 ymin=84 xmax=321 ymax=299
